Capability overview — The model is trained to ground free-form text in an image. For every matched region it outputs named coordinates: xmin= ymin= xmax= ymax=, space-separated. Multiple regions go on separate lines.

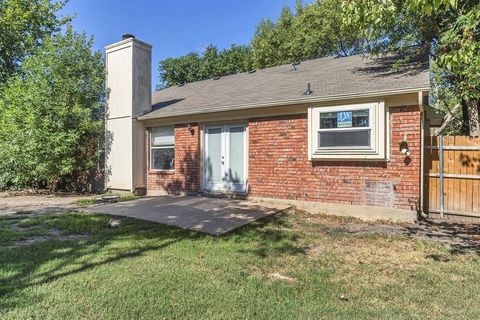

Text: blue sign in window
xmin=337 ymin=111 xmax=352 ymax=128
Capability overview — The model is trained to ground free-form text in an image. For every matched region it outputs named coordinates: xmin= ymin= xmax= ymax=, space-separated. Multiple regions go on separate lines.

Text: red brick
xmin=248 ymin=106 xmax=421 ymax=211
xmin=146 ymin=106 xmax=421 ymax=211
xmin=146 ymin=123 xmax=200 ymax=194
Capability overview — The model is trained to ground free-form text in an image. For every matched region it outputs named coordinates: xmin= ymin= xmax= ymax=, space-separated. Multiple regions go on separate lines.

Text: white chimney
xmin=105 ymin=34 xmax=151 ymax=192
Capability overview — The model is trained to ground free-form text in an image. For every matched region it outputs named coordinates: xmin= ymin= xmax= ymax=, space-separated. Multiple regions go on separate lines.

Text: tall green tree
xmin=251 ymin=0 xmax=361 ymax=69
xmin=343 ymin=0 xmax=480 ymax=135
xmin=158 ymin=0 xmax=361 ymax=88
xmin=158 ymin=44 xmax=252 ymax=88
xmin=0 ymin=0 xmax=69 ymax=83
xmin=0 ymin=26 xmax=106 ymax=190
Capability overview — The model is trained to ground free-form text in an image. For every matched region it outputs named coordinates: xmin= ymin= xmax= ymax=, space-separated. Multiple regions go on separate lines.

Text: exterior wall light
xmin=187 ymin=124 xmax=195 ymax=135
xmin=399 ymin=133 xmax=410 ymax=156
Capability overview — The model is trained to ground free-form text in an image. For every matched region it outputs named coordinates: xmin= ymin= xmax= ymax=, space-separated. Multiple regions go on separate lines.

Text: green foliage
xmin=251 ymin=0 xmax=361 ymax=69
xmin=436 ymin=5 xmax=480 ymax=102
xmin=0 ymin=0 xmax=70 ymax=83
xmin=0 ymin=26 xmax=106 ymax=190
xmin=158 ymin=44 xmax=252 ymax=88
xmin=341 ymin=0 xmax=462 ymax=56
xmin=158 ymin=0 xmax=360 ymax=88
xmin=432 ymin=4 xmax=480 ymax=134
xmin=117 ymin=193 xmax=140 ymax=202
xmin=343 ymin=0 xmax=480 ymax=135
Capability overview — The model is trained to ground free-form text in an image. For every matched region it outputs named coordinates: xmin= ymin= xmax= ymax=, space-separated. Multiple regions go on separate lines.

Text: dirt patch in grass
xmin=13 ymin=224 xmax=91 ymax=246
xmin=0 ymin=194 xmax=83 ymax=216
xmin=1 ymin=213 xmax=94 ymax=246
xmin=15 ymin=232 xmax=90 ymax=246
xmin=10 ymin=222 xmax=37 ymax=232
xmin=268 ymin=272 xmax=295 ymax=283
xmin=291 ymin=209 xmax=480 ymax=253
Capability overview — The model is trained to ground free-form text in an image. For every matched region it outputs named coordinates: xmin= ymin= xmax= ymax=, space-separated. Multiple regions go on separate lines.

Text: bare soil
xmin=15 ymin=232 xmax=91 ymax=246
xmin=293 ymin=210 xmax=480 ymax=253
xmin=0 ymin=192 xmax=84 ymax=215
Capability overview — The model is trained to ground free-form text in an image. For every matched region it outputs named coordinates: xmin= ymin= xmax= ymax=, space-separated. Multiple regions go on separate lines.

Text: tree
xmin=343 ymin=0 xmax=480 ymax=135
xmin=0 ymin=26 xmax=106 ymax=190
xmin=158 ymin=52 xmax=203 ymax=88
xmin=251 ymin=0 xmax=361 ymax=69
xmin=158 ymin=44 xmax=252 ymax=88
xmin=435 ymin=5 xmax=480 ymax=135
xmin=0 ymin=0 xmax=70 ymax=83
xmin=158 ymin=0 xmax=359 ymax=88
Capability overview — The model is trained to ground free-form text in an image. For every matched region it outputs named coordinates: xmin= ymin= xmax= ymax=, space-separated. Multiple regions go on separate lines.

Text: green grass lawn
xmin=1 ymin=211 xmax=479 ymax=319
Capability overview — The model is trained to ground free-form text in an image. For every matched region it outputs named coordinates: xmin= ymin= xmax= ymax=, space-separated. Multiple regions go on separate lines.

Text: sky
xmin=61 ymin=0 xmax=299 ymax=89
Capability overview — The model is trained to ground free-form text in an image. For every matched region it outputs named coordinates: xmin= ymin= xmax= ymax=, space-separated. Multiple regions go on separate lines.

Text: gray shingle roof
xmin=139 ymin=54 xmax=429 ymax=120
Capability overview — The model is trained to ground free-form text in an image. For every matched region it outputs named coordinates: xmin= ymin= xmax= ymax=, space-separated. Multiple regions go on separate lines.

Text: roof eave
xmin=138 ymin=85 xmax=430 ymax=121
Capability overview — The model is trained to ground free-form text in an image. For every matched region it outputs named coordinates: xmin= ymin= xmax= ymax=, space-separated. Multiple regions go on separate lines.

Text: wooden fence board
xmin=466 ymin=137 xmax=474 ymax=213
xmin=474 ymin=146 xmax=480 ymax=213
xmin=424 ymin=135 xmax=480 ymax=218
xmin=446 ymin=136 xmax=455 ymax=211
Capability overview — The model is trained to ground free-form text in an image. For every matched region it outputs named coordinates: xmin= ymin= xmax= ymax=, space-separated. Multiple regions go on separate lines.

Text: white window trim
xmin=150 ymin=126 xmax=175 ymax=171
xmin=308 ymin=101 xmax=387 ymax=160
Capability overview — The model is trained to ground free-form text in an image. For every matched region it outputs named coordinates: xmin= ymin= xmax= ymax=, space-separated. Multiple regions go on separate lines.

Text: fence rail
xmin=424 ymin=135 xmax=480 ymax=219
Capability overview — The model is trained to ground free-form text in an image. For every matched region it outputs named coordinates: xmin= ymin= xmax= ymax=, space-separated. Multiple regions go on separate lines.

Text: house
xmin=105 ymin=34 xmax=435 ymax=221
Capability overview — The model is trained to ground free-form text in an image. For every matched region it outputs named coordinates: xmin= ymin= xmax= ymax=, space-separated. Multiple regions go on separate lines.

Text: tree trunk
xmin=466 ymin=99 xmax=480 ymax=136
xmin=47 ymin=180 xmax=59 ymax=193
xmin=461 ymin=99 xmax=470 ymax=135
xmin=433 ymin=103 xmax=460 ymax=136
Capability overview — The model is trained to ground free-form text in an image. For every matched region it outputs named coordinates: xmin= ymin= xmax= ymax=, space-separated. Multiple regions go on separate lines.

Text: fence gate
xmin=424 ymin=136 xmax=480 ymax=220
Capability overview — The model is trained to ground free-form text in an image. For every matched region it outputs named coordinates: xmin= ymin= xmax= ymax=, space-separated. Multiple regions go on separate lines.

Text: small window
xmin=308 ymin=101 xmax=386 ymax=160
xmin=150 ymin=126 xmax=174 ymax=170
xmin=318 ymin=109 xmax=371 ymax=148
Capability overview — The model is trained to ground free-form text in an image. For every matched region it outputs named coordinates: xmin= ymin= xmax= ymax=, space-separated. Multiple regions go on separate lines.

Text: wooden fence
xmin=424 ymin=136 xmax=480 ymax=220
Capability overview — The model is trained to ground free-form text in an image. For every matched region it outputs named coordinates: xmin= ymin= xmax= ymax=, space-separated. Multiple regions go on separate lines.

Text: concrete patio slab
xmin=83 ymin=196 xmax=290 ymax=235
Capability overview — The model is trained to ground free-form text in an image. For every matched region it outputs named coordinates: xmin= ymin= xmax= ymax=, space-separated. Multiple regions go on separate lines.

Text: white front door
xmin=204 ymin=124 xmax=247 ymax=193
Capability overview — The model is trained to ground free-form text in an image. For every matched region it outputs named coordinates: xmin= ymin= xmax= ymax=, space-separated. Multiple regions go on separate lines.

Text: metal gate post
xmin=439 ymin=135 xmax=444 ymax=219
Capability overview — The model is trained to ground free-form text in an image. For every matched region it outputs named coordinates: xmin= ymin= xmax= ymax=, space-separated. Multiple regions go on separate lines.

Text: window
xmin=150 ymin=126 xmax=174 ymax=170
xmin=318 ymin=109 xmax=371 ymax=148
xmin=308 ymin=101 xmax=387 ymax=160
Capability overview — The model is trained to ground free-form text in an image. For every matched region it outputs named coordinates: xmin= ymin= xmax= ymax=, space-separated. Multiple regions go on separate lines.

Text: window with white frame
xmin=308 ymin=101 xmax=387 ymax=160
xmin=318 ymin=109 xmax=371 ymax=148
xmin=150 ymin=126 xmax=174 ymax=170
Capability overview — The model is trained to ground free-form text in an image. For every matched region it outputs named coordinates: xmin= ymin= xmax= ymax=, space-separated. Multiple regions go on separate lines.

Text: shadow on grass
xmin=0 ymin=210 xmax=303 ymax=312
xmin=403 ymin=220 xmax=480 ymax=254
xmin=0 ymin=214 xmax=203 ymax=311
xmin=225 ymin=211 xmax=306 ymax=258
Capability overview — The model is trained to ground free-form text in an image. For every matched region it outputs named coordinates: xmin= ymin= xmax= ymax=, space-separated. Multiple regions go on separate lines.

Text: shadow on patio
xmin=83 ymin=195 xmax=290 ymax=235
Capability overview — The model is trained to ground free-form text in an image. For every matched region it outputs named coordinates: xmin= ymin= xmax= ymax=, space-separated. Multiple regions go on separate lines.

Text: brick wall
xmin=248 ymin=106 xmax=421 ymax=211
xmin=145 ymin=106 xmax=421 ymax=211
xmin=146 ymin=123 xmax=200 ymax=194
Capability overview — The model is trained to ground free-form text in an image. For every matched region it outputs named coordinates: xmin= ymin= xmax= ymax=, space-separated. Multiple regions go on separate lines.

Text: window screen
xmin=318 ymin=130 xmax=371 ymax=147
xmin=151 ymin=126 xmax=174 ymax=170
xmin=318 ymin=109 xmax=371 ymax=148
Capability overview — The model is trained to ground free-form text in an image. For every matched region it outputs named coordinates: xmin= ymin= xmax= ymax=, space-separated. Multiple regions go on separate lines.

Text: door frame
xmin=203 ymin=125 xmax=225 ymax=192
xmin=201 ymin=122 xmax=248 ymax=193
